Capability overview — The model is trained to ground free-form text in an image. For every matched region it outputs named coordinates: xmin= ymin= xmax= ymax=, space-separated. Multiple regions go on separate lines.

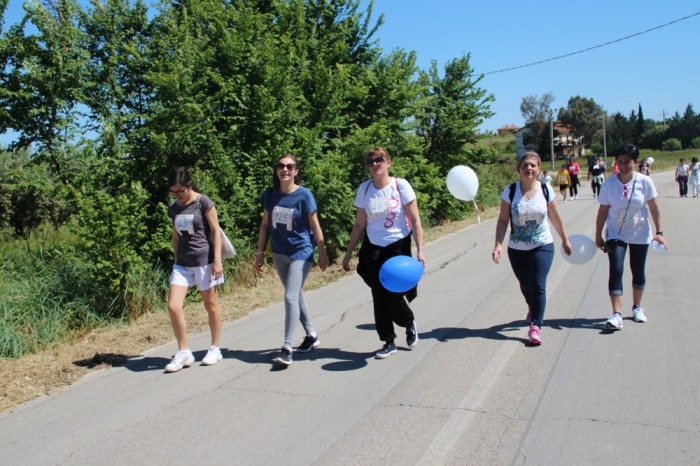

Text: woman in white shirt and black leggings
xmin=595 ymin=144 xmax=668 ymax=330
xmin=342 ymin=147 xmax=425 ymax=359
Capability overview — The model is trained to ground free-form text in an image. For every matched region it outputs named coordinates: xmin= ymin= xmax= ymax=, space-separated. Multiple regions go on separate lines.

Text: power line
xmin=484 ymin=11 xmax=700 ymax=75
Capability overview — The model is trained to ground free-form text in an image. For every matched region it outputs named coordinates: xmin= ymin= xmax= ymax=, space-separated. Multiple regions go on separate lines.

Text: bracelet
xmin=256 ymin=252 xmax=264 ymax=255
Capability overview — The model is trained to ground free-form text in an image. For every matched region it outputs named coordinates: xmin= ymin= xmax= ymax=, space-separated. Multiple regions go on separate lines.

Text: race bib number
xmin=368 ymin=197 xmax=389 ymax=219
xmin=617 ymin=210 xmax=640 ymax=229
xmin=272 ymin=206 xmax=294 ymax=231
xmin=517 ymin=204 xmax=543 ymax=226
xmin=174 ymin=214 xmax=195 ymax=235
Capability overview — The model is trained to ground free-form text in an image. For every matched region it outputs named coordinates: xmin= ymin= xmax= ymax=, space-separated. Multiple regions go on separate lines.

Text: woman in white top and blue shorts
xmin=493 ymin=152 xmax=572 ymax=345
xmin=595 ymin=144 xmax=668 ymax=329
xmin=342 ymin=147 xmax=426 ymax=359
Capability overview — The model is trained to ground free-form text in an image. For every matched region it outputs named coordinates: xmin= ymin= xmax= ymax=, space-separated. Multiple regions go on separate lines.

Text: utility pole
xmin=661 ymin=110 xmax=666 ymax=131
xmin=602 ymin=108 xmax=608 ymax=167
xmin=547 ymin=110 xmax=554 ymax=170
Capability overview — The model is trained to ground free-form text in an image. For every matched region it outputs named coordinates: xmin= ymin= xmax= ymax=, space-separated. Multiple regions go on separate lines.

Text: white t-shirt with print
xmin=690 ymin=163 xmax=700 ymax=177
xmin=598 ymin=173 xmax=657 ymax=244
xmin=677 ymin=164 xmax=689 ymax=176
xmin=355 ymin=178 xmax=416 ymax=247
xmin=540 ymin=175 xmax=553 ymax=186
xmin=500 ymin=181 xmax=556 ymax=251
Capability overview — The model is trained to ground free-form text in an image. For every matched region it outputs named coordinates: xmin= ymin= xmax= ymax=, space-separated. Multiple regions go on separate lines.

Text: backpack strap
xmin=508 ymin=183 xmax=516 ymax=231
xmin=541 ymin=182 xmax=550 ymax=201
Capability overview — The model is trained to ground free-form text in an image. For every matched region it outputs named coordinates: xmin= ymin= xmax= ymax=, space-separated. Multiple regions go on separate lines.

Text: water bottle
xmin=650 ymin=240 xmax=666 ymax=253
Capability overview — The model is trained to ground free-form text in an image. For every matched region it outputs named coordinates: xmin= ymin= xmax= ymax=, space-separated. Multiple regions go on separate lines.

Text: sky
xmin=2 ymin=0 xmax=699 ymax=144
xmin=364 ymin=0 xmax=700 ymax=132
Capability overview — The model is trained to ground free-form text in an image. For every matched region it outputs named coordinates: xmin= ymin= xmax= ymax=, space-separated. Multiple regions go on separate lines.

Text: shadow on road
xmin=356 ymin=323 xmax=376 ymax=331
xmin=419 ymin=317 xmax=607 ymax=345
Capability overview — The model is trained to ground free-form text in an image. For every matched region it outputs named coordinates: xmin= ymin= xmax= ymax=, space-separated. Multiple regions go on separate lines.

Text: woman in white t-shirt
xmin=595 ymin=144 xmax=668 ymax=330
xmin=342 ymin=147 xmax=425 ymax=359
xmin=688 ymin=157 xmax=700 ymax=198
xmin=675 ymin=158 xmax=689 ymax=198
xmin=493 ymin=151 xmax=572 ymax=345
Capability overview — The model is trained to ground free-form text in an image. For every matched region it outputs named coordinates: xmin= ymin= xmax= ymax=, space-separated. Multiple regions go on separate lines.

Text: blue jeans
xmin=508 ymin=243 xmax=555 ymax=327
xmin=607 ymin=241 xmax=649 ymax=296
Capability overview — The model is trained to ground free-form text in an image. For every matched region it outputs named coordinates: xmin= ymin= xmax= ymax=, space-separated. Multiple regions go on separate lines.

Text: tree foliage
xmin=519 ymin=92 xmax=555 ymax=157
xmin=557 ymin=95 xmax=602 ymax=149
xmin=0 ymin=0 xmax=498 ymax=342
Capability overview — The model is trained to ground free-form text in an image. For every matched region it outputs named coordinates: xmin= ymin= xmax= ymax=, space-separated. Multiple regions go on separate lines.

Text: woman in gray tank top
xmin=165 ymin=167 xmax=225 ymax=373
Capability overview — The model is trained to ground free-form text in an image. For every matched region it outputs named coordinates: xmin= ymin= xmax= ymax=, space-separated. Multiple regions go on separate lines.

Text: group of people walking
xmin=163 ymin=143 xmax=668 ymax=371
xmin=164 ymin=147 xmax=424 ymax=371
xmin=675 ymin=157 xmax=700 ymax=198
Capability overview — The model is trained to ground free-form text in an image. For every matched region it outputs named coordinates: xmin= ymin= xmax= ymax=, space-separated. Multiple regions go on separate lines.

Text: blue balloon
xmin=379 ymin=256 xmax=425 ymax=293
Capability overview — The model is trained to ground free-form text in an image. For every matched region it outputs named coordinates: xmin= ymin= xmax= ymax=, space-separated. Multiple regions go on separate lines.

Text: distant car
xmin=556 ymin=155 xmax=568 ymax=160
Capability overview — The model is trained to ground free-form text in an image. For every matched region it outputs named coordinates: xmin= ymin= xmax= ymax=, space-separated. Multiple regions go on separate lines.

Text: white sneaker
xmin=201 ymin=346 xmax=222 ymax=365
xmin=575 ymin=194 xmax=579 ymax=200
xmin=165 ymin=350 xmax=195 ymax=372
xmin=605 ymin=312 xmax=623 ymax=330
xmin=632 ymin=306 xmax=647 ymax=323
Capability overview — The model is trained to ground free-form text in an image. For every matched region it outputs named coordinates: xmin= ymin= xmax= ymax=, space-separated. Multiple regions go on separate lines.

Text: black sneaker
xmin=375 ymin=342 xmax=397 ymax=359
xmin=406 ymin=321 xmax=418 ymax=348
xmin=296 ymin=334 xmax=320 ymax=353
xmin=273 ymin=347 xmax=293 ymax=365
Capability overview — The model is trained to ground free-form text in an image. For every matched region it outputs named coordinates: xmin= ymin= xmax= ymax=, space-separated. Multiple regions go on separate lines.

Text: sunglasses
xmin=169 ymin=187 xmax=188 ymax=196
xmin=365 ymin=157 xmax=385 ymax=166
xmin=276 ymin=163 xmax=296 ymax=171
xmin=622 ymin=183 xmax=631 ymax=199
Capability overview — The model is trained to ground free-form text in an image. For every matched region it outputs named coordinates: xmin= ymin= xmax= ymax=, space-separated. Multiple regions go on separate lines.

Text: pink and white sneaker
xmin=528 ymin=323 xmax=542 ymax=345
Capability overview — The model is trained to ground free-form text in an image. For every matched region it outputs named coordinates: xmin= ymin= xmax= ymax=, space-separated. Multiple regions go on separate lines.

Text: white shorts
xmin=170 ymin=263 xmax=224 ymax=291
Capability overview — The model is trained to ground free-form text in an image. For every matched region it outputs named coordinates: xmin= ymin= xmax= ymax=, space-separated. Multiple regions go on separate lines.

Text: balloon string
xmin=472 ymin=200 xmax=493 ymax=252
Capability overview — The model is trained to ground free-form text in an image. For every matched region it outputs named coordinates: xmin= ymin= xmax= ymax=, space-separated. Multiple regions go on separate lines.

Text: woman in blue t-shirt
xmin=493 ymin=152 xmax=572 ymax=345
xmin=254 ymin=155 xmax=328 ymax=366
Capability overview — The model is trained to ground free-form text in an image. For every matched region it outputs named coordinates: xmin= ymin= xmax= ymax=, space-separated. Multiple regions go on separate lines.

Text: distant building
xmin=496 ymin=125 xmax=520 ymax=136
xmin=515 ymin=122 xmax=580 ymax=160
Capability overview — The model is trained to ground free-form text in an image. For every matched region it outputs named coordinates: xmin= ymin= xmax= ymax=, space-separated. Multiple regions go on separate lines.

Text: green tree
xmin=0 ymin=0 xmax=88 ymax=184
xmin=417 ymin=54 xmax=494 ymax=172
xmin=557 ymin=96 xmax=602 ymax=152
xmin=519 ymin=92 xmax=555 ymax=158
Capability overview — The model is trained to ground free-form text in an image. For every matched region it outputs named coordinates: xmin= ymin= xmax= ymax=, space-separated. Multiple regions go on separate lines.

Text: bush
xmin=691 ymin=137 xmax=700 ymax=149
xmin=661 ymin=138 xmax=682 ymax=151
xmin=504 ymin=140 xmax=516 ymax=153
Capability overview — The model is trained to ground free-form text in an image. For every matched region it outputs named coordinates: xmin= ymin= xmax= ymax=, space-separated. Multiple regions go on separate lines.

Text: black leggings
xmin=678 ymin=176 xmax=688 ymax=196
xmin=592 ymin=179 xmax=602 ymax=196
xmin=569 ymin=174 xmax=579 ymax=196
xmin=608 ymin=241 xmax=649 ymax=296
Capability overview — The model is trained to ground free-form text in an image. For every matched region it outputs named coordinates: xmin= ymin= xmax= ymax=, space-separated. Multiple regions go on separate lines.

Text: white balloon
xmin=446 ymin=165 xmax=479 ymax=201
xmin=646 ymin=157 xmax=654 ymax=165
xmin=561 ymin=234 xmax=598 ymax=265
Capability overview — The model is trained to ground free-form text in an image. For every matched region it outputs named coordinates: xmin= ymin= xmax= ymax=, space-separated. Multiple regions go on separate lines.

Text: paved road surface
xmin=2 ymin=172 xmax=698 ymax=465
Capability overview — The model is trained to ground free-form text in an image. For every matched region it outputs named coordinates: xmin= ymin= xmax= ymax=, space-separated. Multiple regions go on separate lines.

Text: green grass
xmin=0 ymin=226 xmax=169 ymax=358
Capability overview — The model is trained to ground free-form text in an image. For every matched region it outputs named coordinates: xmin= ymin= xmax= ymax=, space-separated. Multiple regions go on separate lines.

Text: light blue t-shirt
xmin=261 ymin=186 xmax=317 ymax=261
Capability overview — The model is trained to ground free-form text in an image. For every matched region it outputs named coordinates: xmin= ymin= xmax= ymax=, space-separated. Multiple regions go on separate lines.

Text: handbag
xmin=603 ymin=175 xmax=636 ymax=254
xmin=196 ymin=196 xmax=236 ymax=259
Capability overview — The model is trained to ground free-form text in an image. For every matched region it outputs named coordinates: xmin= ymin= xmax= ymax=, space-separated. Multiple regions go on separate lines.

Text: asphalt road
xmin=1 ymin=171 xmax=698 ymax=466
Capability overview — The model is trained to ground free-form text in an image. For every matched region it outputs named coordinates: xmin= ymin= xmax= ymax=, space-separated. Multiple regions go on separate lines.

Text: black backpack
xmin=508 ymin=182 xmax=550 ymax=231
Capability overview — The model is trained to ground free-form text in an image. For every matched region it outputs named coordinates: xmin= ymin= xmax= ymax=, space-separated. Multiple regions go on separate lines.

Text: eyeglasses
xmin=276 ymin=163 xmax=296 ymax=171
xmin=169 ymin=187 xmax=188 ymax=196
xmin=365 ymin=157 xmax=385 ymax=166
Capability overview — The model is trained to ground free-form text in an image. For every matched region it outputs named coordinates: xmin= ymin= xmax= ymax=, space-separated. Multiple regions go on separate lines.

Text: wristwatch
xmin=656 ymin=231 xmax=664 ymax=236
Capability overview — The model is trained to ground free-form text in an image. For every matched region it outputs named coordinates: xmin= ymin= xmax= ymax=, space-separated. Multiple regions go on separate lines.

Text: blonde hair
xmin=518 ymin=151 xmax=541 ymax=170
